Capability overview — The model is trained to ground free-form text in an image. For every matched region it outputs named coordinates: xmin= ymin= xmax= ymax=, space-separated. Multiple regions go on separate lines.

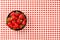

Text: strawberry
xmin=12 ymin=20 xmax=16 ymax=25
xmin=19 ymin=25 xmax=23 ymax=29
xmin=13 ymin=26 xmax=17 ymax=29
xmin=19 ymin=14 xmax=25 ymax=19
xmin=7 ymin=22 xmax=12 ymax=28
xmin=15 ymin=13 xmax=20 ymax=17
xmin=24 ymin=19 xmax=27 ymax=22
xmin=10 ymin=12 xmax=15 ymax=16
xmin=17 ymin=19 xmax=23 ymax=24
xmin=13 ymin=23 xmax=19 ymax=29
xmin=7 ymin=17 xmax=12 ymax=22
xmin=11 ymin=15 xmax=17 ymax=20
xmin=15 ymin=11 xmax=21 ymax=17
xmin=15 ymin=23 xmax=19 ymax=27
xmin=19 ymin=24 xmax=25 ymax=29
xmin=22 ymin=20 xmax=26 ymax=25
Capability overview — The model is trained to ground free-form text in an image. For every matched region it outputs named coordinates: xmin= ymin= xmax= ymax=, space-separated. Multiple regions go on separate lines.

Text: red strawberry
xmin=19 ymin=25 xmax=23 ymax=29
xmin=24 ymin=19 xmax=26 ymax=21
xmin=13 ymin=26 xmax=16 ymax=29
xmin=15 ymin=23 xmax=19 ymax=27
xmin=12 ymin=20 xmax=16 ymax=24
xmin=17 ymin=19 xmax=23 ymax=24
xmin=15 ymin=13 xmax=20 ymax=17
xmin=13 ymin=26 xmax=17 ymax=29
xmin=7 ymin=17 xmax=12 ymax=22
xmin=7 ymin=22 xmax=12 ymax=28
xmin=14 ymin=11 xmax=21 ymax=17
xmin=15 ymin=12 xmax=21 ymax=17
xmin=22 ymin=20 xmax=26 ymax=25
xmin=13 ymin=23 xmax=19 ymax=29
xmin=19 ymin=14 xmax=25 ymax=19
xmin=11 ymin=15 xmax=17 ymax=20
xmin=10 ymin=12 xmax=15 ymax=16
xmin=19 ymin=25 xmax=24 ymax=29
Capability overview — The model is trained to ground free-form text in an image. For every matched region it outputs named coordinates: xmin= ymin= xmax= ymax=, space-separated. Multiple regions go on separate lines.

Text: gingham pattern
xmin=0 ymin=0 xmax=60 ymax=40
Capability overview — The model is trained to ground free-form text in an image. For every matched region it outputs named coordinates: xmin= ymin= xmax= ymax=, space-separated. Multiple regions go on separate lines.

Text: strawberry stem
xmin=16 ymin=10 xmax=20 ymax=14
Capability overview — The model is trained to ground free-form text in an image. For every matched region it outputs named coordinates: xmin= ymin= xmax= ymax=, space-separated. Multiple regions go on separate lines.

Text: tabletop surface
xmin=0 ymin=0 xmax=60 ymax=40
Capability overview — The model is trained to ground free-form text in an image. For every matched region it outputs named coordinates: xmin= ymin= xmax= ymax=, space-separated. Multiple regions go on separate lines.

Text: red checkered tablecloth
xmin=0 ymin=0 xmax=60 ymax=40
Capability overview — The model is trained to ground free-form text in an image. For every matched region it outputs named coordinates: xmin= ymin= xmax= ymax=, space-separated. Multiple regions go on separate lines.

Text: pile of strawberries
xmin=6 ymin=10 xmax=27 ymax=30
